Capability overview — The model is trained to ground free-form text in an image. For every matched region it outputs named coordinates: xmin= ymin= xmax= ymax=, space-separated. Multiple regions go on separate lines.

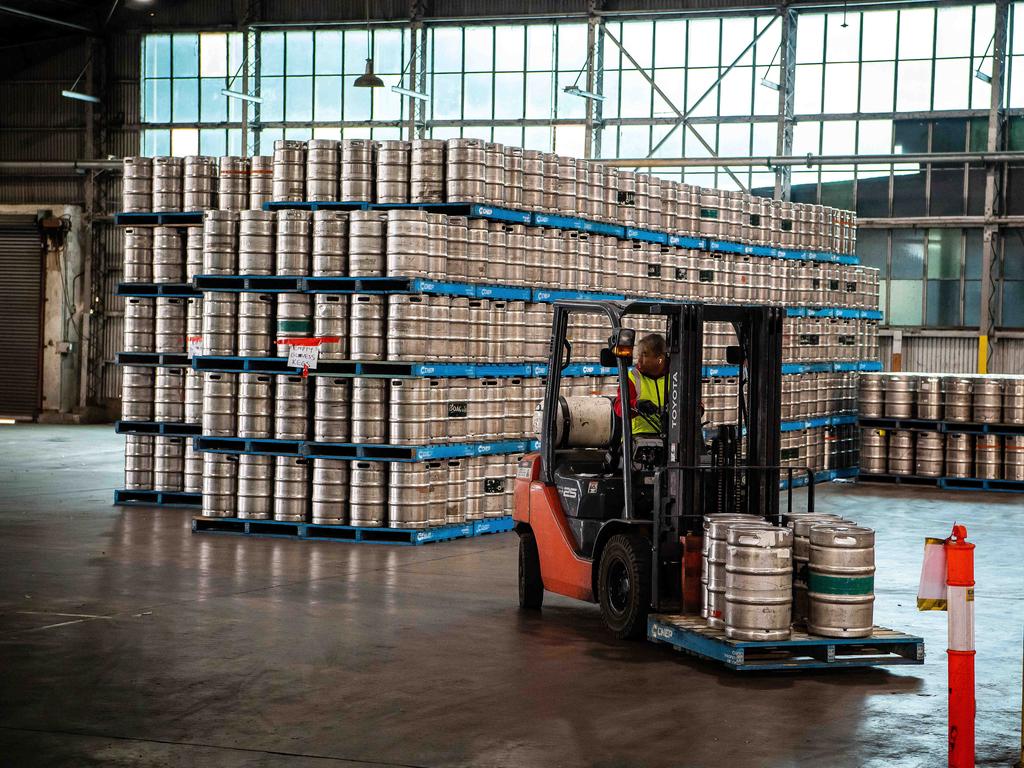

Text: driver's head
xmin=636 ymin=333 xmax=668 ymax=378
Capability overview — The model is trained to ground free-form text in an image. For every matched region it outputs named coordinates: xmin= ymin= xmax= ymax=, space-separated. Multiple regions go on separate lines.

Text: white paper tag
xmin=187 ymin=336 xmax=203 ymax=359
xmin=287 ymin=344 xmax=319 ymax=370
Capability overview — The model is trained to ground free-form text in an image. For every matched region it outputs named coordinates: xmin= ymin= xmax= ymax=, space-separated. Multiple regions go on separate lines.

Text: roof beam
xmin=0 ymin=3 xmax=93 ymax=32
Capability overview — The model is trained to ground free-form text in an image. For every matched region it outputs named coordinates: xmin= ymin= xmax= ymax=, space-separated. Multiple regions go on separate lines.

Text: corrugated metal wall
xmin=879 ymin=335 xmax=1024 ymax=374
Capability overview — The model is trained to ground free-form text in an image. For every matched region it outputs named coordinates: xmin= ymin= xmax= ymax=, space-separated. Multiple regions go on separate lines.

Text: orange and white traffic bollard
xmin=945 ymin=524 xmax=975 ymax=768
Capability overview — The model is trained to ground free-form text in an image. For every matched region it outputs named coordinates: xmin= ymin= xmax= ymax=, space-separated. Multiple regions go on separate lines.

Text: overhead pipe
xmin=598 ymin=152 xmax=1024 ymax=168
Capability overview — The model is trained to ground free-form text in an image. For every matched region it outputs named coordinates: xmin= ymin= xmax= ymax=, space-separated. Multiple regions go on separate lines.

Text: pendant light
xmin=354 ymin=0 xmax=384 ymax=88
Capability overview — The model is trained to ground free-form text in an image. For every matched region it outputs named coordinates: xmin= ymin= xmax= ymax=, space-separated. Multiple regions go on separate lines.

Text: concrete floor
xmin=0 ymin=424 xmax=1021 ymax=768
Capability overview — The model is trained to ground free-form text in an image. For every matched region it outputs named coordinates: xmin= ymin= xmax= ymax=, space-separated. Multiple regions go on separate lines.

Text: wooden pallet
xmin=648 ymin=614 xmax=924 ymax=671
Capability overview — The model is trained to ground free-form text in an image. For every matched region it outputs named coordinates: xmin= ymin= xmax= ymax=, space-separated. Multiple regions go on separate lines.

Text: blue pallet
xmin=116 ymin=282 xmax=202 ymax=298
xmin=192 ymin=515 xmax=514 ymax=545
xmin=937 ymin=477 xmax=1024 ymax=493
xmin=581 ymin=219 xmax=627 ymax=238
xmin=114 ymin=489 xmax=202 ymax=507
xmin=533 ymin=288 xmax=626 ymax=303
xmin=647 ymin=614 xmax=923 ymax=671
xmin=412 ymin=279 xmax=531 ymax=300
xmin=116 ymin=351 xmax=190 ymax=368
xmin=264 ymin=201 xmax=370 ymax=212
xmin=115 ymin=420 xmax=201 ymax=437
xmin=533 ymin=212 xmax=584 ymax=231
xmin=858 ymin=416 xmax=1024 ymax=437
xmin=194 ymin=275 xmax=304 ymax=292
xmin=781 ymin=467 xmax=859 ymax=489
xmin=626 ymin=227 xmax=668 ymax=245
xmin=114 ymin=211 xmax=204 ymax=227
xmin=668 ymin=234 xmax=707 ymax=249
xmin=780 ymin=414 xmax=857 ymax=432
xmin=195 ymin=436 xmax=537 ymax=462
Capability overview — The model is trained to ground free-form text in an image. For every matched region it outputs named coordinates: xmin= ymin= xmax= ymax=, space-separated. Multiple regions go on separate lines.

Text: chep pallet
xmin=858 ymin=416 xmax=1024 ymax=437
xmin=114 ymin=211 xmax=204 ymax=227
xmin=114 ymin=489 xmax=202 ymax=507
xmin=115 ymin=420 xmax=202 ymax=437
xmin=780 ymin=466 xmax=858 ymax=489
xmin=857 ymin=473 xmax=941 ymax=487
xmin=647 ymin=614 xmax=924 ymax=671
xmin=194 ymin=436 xmax=537 ymax=462
xmin=116 ymin=351 xmax=190 ymax=367
xmin=116 ymin=282 xmax=202 ymax=298
xmin=192 ymin=514 xmax=514 ymax=545
xmin=938 ymin=476 xmax=1024 ymax=493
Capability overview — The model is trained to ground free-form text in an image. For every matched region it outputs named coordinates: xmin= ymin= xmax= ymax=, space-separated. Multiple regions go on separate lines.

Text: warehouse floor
xmin=1 ymin=424 xmax=1021 ymax=768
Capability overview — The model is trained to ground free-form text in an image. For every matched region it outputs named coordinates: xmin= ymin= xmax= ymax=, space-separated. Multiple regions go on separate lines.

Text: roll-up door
xmin=0 ymin=215 xmax=43 ymax=419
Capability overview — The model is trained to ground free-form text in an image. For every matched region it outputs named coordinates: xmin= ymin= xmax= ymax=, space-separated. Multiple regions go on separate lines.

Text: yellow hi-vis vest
xmin=629 ymin=368 xmax=666 ymax=435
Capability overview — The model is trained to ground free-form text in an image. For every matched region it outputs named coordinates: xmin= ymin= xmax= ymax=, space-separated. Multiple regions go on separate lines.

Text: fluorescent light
xmin=974 ymin=69 xmax=992 ymax=84
xmin=221 ymin=89 xmax=263 ymax=104
xmin=61 ymin=90 xmax=100 ymax=104
xmin=760 ymin=78 xmax=780 ymax=91
xmin=0 ymin=418 xmax=16 ymax=425
xmin=392 ymin=85 xmax=430 ymax=102
xmin=562 ymin=86 xmax=606 ymax=102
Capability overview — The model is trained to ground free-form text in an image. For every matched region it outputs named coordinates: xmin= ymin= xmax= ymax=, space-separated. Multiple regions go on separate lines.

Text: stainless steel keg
xmin=201 ymin=371 xmax=236 ymax=437
xmin=349 ymin=461 xmax=386 ymax=527
xmin=248 ymin=155 xmax=273 ymax=209
xmin=945 ymin=433 xmax=973 ymax=478
xmin=121 ymin=365 xmax=154 ymax=421
xmin=123 ymin=227 xmax=153 ymax=282
xmin=340 ymin=139 xmax=376 ymax=202
xmin=124 ymin=434 xmax=154 ymax=490
xmin=236 ymin=454 xmax=273 ymax=520
xmin=1004 ymin=435 xmax=1024 ymax=481
xmin=389 ymin=378 xmax=445 ymax=445
xmin=237 ymin=293 xmax=274 ymax=357
xmin=314 ymin=377 xmax=351 ymax=442
xmin=184 ymin=441 xmax=202 ymax=493
xmin=305 ymin=139 xmax=339 ymax=201
xmin=152 ymin=226 xmax=184 ymax=283
xmin=201 ymin=209 xmax=238 ymax=274
xmin=123 ymin=297 xmax=155 ymax=353
xmin=184 ymin=368 xmax=202 ymax=425
xmin=272 ymin=139 xmax=305 ymax=203
xmin=410 ymin=139 xmax=446 ymax=204
xmin=376 ymin=139 xmax=411 ymax=204
xmin=351 ymin=378 xmax=387 ymax=443
xmin=349 ymin=294 xmax=385 ymax=360
xmin=446 ymin=458 xmax=467 ymax=524
xmin=386 ymin=209 xmax=430 ymax=277
xmin=724 ymin=525 xmax=793 ymax=642
xmin=153 ymin=435 xmax=185 ymax=491
xmin=154 ymin=297 xmax=186 ymax=354
xmin=883 ymin=374 xmax=916 ymax=419
xmin=201 ymin=291 xmax=237 ymax=356
xmin=122 ymin=157 xmax=153 ymax=213
xmin=859 ymin=428 xmax=887 ymax=474
xmin=704 ymin=516 xmax=772 ymax=627
xmin=275 ymin=209 xmax=311 ymax=275
xmin=217 ymin=156 xmax=249 ymax=211
xmin=312 ymin=210 xmax=349 ymax=276
xmin=484 ymin=142 xmax=506 ymax=205
xmin=445 ymin=138 xmax=485 ymax=203
xmin=152 ymin=156 xmax=183 ymax=212
xmin=915 ymin=431 xmax=944 ymax=477
xmin=975 ymin=436 xmax=1002 ymax=480
xmin=274 ymin=456 xmax=309 ymax=522
xmin=972 ymin=376 xmax=1003 ymax=424
xmin=857 ymin=373 xmax=885 ymax=418
xmin=315 ymin=294 xmax=348 ymax=360
xmin=944 ymin=376 xmax=973 ymax=422
xmin=274 ymin=375 xmax=308 ymax=440
xmin=887 ymin=430 xmax=914 ymax=475
xmin=807 ymin=524 xmax=875 ymax=638
xmin=153 ymin=367 xmax=185 ymax=422
xmin=426 ymin=213 xmax=448 ymax=279
xmin=916 ymin=375 xmax=943 ymax=419
xmin=311 ymin=458 xmax=348 ymax=525
xmin=505 ymin=146 xmax=524 ymax=209
xmin=238 ymin=210 xmax=275 ymax=275
xmin=388 ymin=461 xmax=444 ymax=529
xmin=183 ymin=155 xmax=217 ymax=210
xmin=275 ymin=293 xmax=312 ymax=357
xmin=348 ymin=210 xmax=388 ymax=276
xmin=202 ymin=452 xmax=238 ymax=518
xmin=1004 ymin=376 xmax=1024 ymax=425
xmin=386 ymin=294 xmax=435 ymax=362
xmin=186 ymin=228 xmax=203 ymax=281
xmin=237 ymin=373 xmax=274 ymax=439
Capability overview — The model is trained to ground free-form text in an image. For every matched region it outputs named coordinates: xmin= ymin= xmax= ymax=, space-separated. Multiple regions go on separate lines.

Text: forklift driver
xmin=612 ymin=332 xmax=668 ymax=435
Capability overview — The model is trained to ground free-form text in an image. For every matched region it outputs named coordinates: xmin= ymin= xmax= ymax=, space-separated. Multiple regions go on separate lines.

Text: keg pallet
xmin=938 ymin=476 xmax=1024 ymax=493
xmin=781 ymin=414 xmax=856 ymax=432
xmin=859 ymin=416 xmax=1024 ymax=436
xmin=114 ymin=211 xmax=204 ymax=227
xmin=781 ymin=466 xmax=859 ymax=489
xmin=113 ymin=488 xmax=202 ymax=507
xmin=194 ymin=435 xmax=537 ymax=462
xmin=115 ymin=420 xmax=201 ymax=437
xmin=243 ymin=202 xmax=859 ymax=266
xmin=115 ymin=351 xmax=190 ymax=367
xmin=191 ymin=514 xmax=514 ymax=545
xmin=858 ymin=473 xmax=941 ymax=486
xmin=647 ymin=614 xmax=924 ymax=671
xmin=116 ymin=282 xmax=202 ymax=298
xmin=191 ymin=355 xmax=537 ymax=378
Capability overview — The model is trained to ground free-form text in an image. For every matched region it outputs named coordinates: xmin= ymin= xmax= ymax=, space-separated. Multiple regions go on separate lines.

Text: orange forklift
xmin=513 ymin=300 xmax=812 ymax=638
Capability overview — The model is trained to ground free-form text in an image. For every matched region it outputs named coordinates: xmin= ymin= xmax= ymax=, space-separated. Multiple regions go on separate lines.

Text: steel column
xmin=774 ymin=6 xmax=797 ymax=201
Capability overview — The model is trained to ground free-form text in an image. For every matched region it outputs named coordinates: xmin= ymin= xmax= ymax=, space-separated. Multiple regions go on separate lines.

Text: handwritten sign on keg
xmin=287 ymin=344 xmax=319 ymax=370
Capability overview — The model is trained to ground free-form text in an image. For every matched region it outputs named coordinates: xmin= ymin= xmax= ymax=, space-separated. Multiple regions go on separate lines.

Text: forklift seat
xmin=553 ymin=462 xmax=625 ymax=519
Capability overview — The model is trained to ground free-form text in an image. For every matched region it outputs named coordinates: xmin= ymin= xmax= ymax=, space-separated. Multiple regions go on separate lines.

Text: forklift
xmin=513 ymin=300 xmax=814 ymax=639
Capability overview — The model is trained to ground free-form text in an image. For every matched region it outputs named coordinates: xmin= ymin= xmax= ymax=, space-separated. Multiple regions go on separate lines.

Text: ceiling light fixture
xmin=562 ymin=85 xmax=606 ymax=102
xmin=62 ymin=89 xmax=100 ymax=103
xmin=354 ymin=0 xmax=383 ymax=88
xmin=392 ymin=85 xmax=429 ymax=101
xmin=221 ymin=88 xmax=263 ymax=104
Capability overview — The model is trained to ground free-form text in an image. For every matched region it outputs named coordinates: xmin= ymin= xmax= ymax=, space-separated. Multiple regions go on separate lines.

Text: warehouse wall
xmin=879 ymin=334 xmax=1024 ymax=374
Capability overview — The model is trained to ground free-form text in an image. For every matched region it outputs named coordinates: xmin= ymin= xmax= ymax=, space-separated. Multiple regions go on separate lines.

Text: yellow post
xmin=978 ymin=335 xmax=989 ymax=375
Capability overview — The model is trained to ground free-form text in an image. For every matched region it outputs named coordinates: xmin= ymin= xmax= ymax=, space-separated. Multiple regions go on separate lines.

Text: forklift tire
xmin=518 ymin=531 xmax=544 ymax=610
xmin=598 ymin=533 xmax=651 ymax=640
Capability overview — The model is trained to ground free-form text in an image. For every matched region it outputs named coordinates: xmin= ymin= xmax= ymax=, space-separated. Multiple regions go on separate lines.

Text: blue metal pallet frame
xmin=858 ymin=416 xmax=1024 ymax=437
xmin=116 ymin=351 xmax=191 ymax=367
xmin=114 ymin=211 xmax=204 ymax=227
xmin=194 ymin=436 xmax=538 ymax=462
xmin=780 ymin=414 xmax=857 ymax=432
xmin=115 ymin=420 xmax=201 ymax=437
xmin=192 ymin=514 xmax=514 ymax=545
xmin=647 ymin=614 xmax=923 ymax=671
xmin=114 ymin=489 xmax=202 ymax=507
xmin=117 ymin=282 xmax=202 ymax=298
xmin=860 ymin=472 xmax=1024 ymax=493
xmin=781 ymin=466 xmax=859 ymax=489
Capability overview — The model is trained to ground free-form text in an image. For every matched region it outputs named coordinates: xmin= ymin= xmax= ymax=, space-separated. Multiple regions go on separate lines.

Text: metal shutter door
xmin=0 ymin=215 xmax=42 ymax=418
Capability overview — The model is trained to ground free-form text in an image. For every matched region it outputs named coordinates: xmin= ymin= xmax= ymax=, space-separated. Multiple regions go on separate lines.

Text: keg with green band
xmin=806 ymin=524 xmax=876 ymax=639
xmin=807 ymin=571 xmax=875 ymax=596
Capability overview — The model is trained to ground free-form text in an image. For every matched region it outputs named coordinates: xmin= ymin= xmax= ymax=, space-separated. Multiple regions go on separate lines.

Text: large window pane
xmin=314 ymin=76 xmax=342 ymax=121
xmin=655 ymin=20 xmax=686 ymax=68
xmin=933 ymin=59 xmax=970 ymax=110
xmin=315 ymin=31 xmax=343 ymax=74
xmin=344 ymin=29 xmax=369 ymax=72
xmin=1003 ymin=281 xmax=1024 ymax=326
xmin=896 ymin=60 xmax=933 ymax=110
xmin=927 ymin=229 xmax=962 ymax=278
xmin=861 ymin=10 xmax=898 ymax=60
xmin=964 ymin=279 xmax=981 ymax=326
xmin=171 ymin=78 xmax=199 ymax=122
xmin=495 ymin=26 xmax=524 ymax=70
xmin=170 ymin=127 xmax=199 ymax=155
xmin=375 ymin=29 xmax=404 ymax=74
xmin=721 ymin=17 xmax=755 ymax=64
xmin=859 ymin=61 xmax=895 ymax=112
xmin=142 ymin=128 xmax=171 ymax=156
xmin=172 ymin=34 xmax=199 ymax=77
xmin=688 ymin=19 xmax=720 ymax=67
xmin=286 ymin=31 xmax=314 ymax=76
xmin=260 ymin=76 xmax=284 ymax=122
xmin=684 ymin=68 xmax=719 ymax=117
xmin=718 ymin=66 xmax=753 ymax=116
xmin=822 ymin=120 xmax=856 ymax=153
xmin=858 ymin=229 xmax=888 ymax=275
xmin=432 ymin=73 xmax=462 ymax=120
xmin=892 ymin=229 xmax=926 ymax=278
xmin=146 ymin=35 xmax=172 ymax=78
xmin=261 ymin=32 xmax=285 ymax=76
xmin=796 ymin=14 xmax=824 ymax=63
xmin=898 ymin=8 xmax=934 ymax=59
xmin=526 ymin=25 xmax=553 ymax=71
xmin=493 ymin=73 xmax=524 ymax=118
xmin=144 ymin=79 xmax=171 ymax=123
xmin=464 ymin=27 xmax=494 ymax=73
xmin=935 ymin=6 xmax=974 ymax=58
xmin=823 ymin=62 xmax=858 ymax=113
xmin=200 ymin=78 xmax=228 ymax=122
xmin=432 ymin=28 xmax=462 ymax=73
xmin=286 ymin=76 xmax=313 ymax=121
xmin=525 ymin=72 xmax=551 ymax=118
xmin=373 ymin=86 xmax=402 ymax=121
xmin=825 ymin=14 xmax=859 ymax=63
xmin=463 ymin=73 xmax=493 ymax=119
xmin=926 ymin=280 xmax=960 ymax=326
xmin=794 ymin=64 xmax=823 ymax=113
xmin=888 ymin=280 xmax=924 ymax=325
xmin=199 ymin=128 xmax=227 ymax=156
xmin=558 ymin=24 xmax=589 ymax=71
